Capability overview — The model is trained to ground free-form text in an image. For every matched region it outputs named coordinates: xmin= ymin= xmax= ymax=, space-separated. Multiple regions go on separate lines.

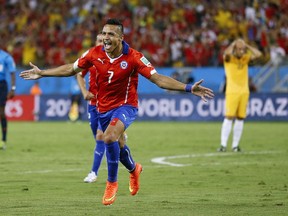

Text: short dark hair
xmin=105 ymin=18 xmax=123 ymax=34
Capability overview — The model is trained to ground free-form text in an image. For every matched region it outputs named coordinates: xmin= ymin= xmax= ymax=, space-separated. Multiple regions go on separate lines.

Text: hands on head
xmin=234 ymin=38 xmax=246 ymax=48
xmin=235 ymin=38 xmax=245 ymax=44
xmin=19 ymin=62 xmax=42 ymax=80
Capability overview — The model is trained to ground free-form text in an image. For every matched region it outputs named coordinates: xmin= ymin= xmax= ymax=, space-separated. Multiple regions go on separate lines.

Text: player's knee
xmin=96 ymin=134 xmax=103 ymax=140
xmin=103 ymin=132 xmax=117 ymax=144
xmin=226 ymin=116 xmax=234 ymax=120
xmin=96 ymin=130 xmax=104 ymax=140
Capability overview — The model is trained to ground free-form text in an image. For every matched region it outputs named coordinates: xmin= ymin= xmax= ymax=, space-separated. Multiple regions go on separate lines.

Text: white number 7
xmin=108 ymin=71 xmax=114 ymax=83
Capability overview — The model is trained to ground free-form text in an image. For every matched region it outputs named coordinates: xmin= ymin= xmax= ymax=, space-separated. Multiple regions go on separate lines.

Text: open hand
xmin=191 ymin=79 xmax=214 ymax=102
xmin=19 ymin=62 xmax=42 ymax=80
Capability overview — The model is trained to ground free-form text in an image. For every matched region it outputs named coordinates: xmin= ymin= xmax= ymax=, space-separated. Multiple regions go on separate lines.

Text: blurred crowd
xmin=1 ymin=0 xmax=288 ymax=68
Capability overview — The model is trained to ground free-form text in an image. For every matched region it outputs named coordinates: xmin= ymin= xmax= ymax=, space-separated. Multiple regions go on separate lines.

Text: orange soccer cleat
xmin=102 ymin=181 xmax=118 ymax=205
xmin=129 ymin=163 xmax=143 ymax=196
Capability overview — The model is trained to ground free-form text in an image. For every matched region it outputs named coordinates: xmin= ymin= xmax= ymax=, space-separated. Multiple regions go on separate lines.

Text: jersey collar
xmin=122 ymin=41 xmax=129 ymax=55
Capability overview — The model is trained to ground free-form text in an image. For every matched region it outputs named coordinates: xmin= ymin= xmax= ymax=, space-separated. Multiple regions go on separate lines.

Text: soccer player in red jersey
xmin=77 ymin=34 xmax=128 ymax=183
xmin=20 ymin=19 xmax=214 ymax=206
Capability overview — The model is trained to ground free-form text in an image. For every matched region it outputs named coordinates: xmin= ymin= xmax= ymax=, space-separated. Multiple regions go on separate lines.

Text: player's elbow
xmin=253 ymin=53 xmax=262 ymax=61
xmin=65 ymin=63 xmax=78 ymax=76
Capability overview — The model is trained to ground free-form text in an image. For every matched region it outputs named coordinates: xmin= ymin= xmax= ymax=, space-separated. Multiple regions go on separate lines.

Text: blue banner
xmin=37 ymin=93 xmax=287 ymax=121
xmin=137 ymin=93 xmax=288 ymax=121
xmin=38 ymin=95 xmax=88 ymax=121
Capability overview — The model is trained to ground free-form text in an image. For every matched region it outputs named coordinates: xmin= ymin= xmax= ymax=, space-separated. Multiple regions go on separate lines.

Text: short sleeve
xmin=73 ymin=49 xmax=94 ymax=71
xmin=5 ymin=54 xmax=16 ymax=73
xmin=133 ymin=52 xmax=157 ymax=79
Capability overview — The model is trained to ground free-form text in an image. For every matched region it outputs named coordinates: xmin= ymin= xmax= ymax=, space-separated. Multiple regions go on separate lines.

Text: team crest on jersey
xmin=120 ymin=61 xmax=128 ymax=69
xmin=140 ymin=56 xmax=151 ymax=67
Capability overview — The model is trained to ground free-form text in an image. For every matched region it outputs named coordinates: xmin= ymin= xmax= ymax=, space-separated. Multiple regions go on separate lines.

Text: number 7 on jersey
xmin=108 ymin=71 xmax=114 ymax=83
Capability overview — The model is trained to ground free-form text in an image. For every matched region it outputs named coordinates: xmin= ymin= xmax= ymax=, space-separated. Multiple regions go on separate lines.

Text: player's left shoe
xmin=102 ymin=181 xmax=118 ymax=205
xmin=232 ymin=146 xmax=241 ymax=152
xmin=129 ymin=163 xmax=143 ymax=196
xmin=83 ymin=171 xmax=97 ymax=183
xmin=0 ymin=141 xmax=6 ymax=150
xmin=217 ymin=145 xmax=226 ymax=152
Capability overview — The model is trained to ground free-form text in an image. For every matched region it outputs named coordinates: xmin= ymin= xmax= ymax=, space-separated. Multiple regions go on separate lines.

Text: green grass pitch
xmin=0 ymin=121 xmax=287 ymax=216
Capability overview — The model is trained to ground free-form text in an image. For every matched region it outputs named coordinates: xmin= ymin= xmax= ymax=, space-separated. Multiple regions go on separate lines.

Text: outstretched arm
xmin=149 ymin=73 xmax=214 ymax=102
xmin=20 ymin=62 xmax=79 ymax=80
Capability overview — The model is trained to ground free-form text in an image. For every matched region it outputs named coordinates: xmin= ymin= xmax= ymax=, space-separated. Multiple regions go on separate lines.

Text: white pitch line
xmin=14 ymin=151 xmax=281 ymax=175
xmin=21 ymin=168 xmax=84 ymax=174
xmin=151 ymin=150 xmax=281 ymax=167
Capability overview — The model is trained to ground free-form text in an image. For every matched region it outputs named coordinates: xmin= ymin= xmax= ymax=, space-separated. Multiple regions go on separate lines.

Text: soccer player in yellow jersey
xmin=218 ymin=39 xmax=262 ymax=152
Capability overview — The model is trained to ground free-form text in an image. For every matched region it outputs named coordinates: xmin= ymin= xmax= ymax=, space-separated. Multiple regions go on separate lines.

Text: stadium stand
xmin=1 ymin=0 xmax=287 ymax=68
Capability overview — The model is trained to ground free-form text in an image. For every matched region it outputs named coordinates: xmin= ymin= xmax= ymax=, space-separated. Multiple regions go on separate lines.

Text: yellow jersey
xmin=224 ymin=53 xmax=251 ymax=94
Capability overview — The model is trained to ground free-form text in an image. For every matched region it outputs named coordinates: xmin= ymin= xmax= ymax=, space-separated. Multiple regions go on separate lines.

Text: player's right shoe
xmin=102 ymin=181 xmax=118 ymax=205
xmin=129 ymin=163 xmax=143 ymax=196
xmin=217 ymin=145 xmax=226 ymax=152
xmin=0 ymin=141 xmax=6 ymax=150
xmin=83 ymin=171 xmax=97 ymax=183
xmin=232 ymin=146 xmax=241 ymax=152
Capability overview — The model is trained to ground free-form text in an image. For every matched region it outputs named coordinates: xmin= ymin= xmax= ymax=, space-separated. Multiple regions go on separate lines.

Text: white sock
xmin=232 ymin=119 xmax=244 ymax=148
xmin=221 ymin=118 xmax=233 ymax=147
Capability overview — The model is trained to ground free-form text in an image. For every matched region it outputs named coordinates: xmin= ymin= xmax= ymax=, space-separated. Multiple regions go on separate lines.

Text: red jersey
xmin=74 ymin=42 xmax=156 ymax=113
xmin=81 ymin=66 xmax=97 ymax=106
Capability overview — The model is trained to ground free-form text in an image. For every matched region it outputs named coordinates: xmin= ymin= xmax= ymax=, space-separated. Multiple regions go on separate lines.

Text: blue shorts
xmin=88 ymin=104 xmax=102 ymax=137
xmin=99 ymin=105 xmax=138 ymax=132
xmin=0 ymin=80 xmax=8 ymax=106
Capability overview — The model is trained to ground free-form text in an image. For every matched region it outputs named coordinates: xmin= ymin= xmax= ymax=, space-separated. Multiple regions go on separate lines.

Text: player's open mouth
xmin=104 ymin=41 xmax=112 ymax=50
